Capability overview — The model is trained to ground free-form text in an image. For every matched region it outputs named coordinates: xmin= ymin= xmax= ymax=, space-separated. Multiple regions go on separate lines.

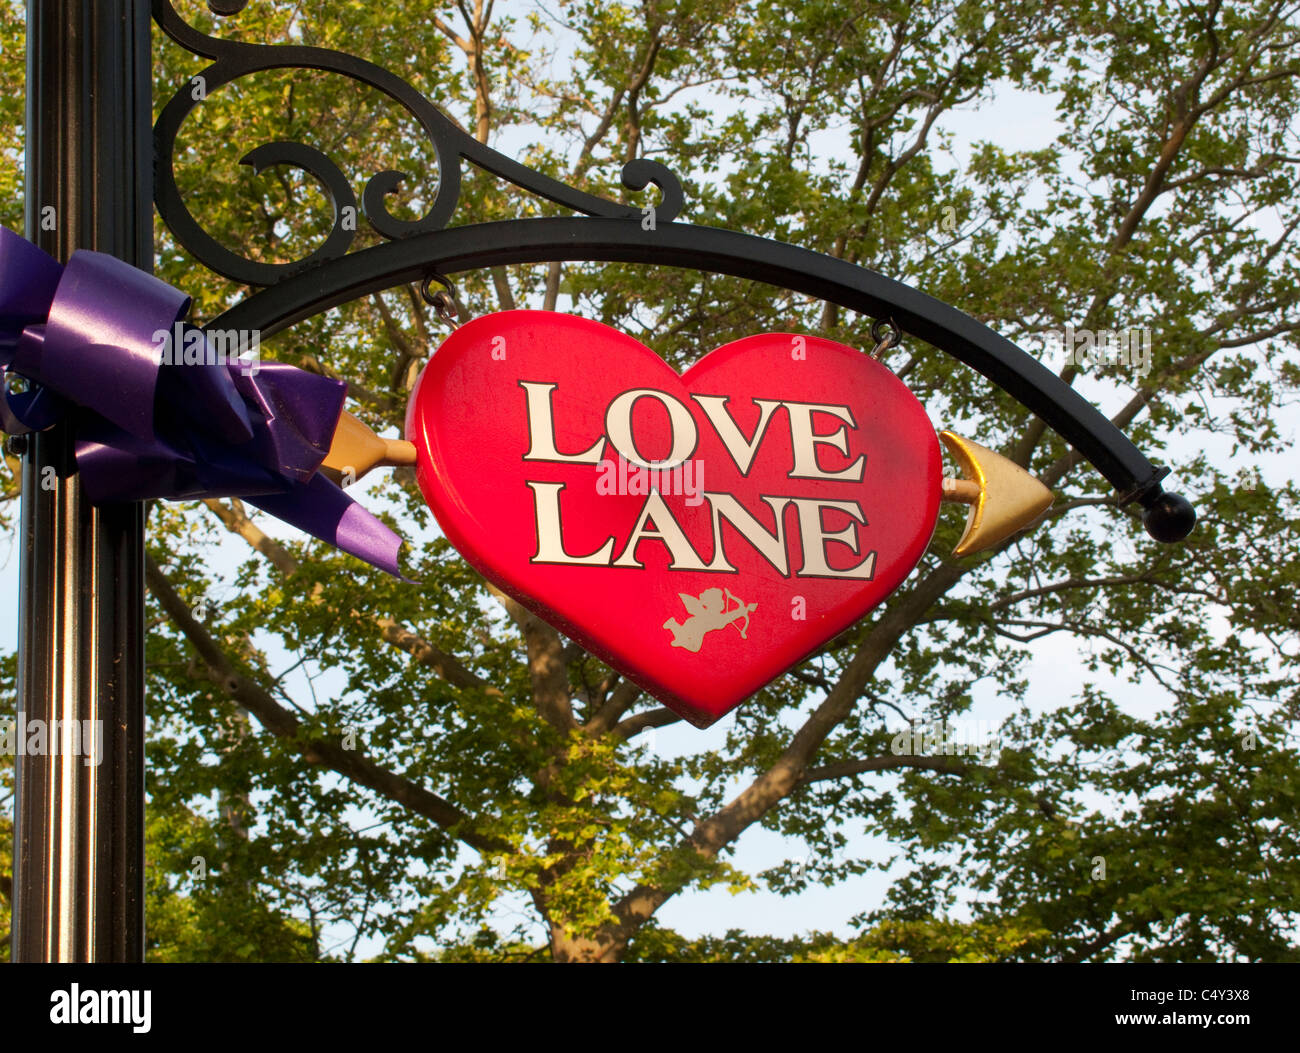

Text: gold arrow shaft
xmin=322 ymin=410 xmax=418 ymax=485
xmin=940 ymin=476 xmax=983 ymax=504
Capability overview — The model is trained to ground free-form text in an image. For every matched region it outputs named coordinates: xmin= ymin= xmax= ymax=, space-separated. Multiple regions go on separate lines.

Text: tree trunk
xmin=549 ymin=924 xmax=625 ymax=963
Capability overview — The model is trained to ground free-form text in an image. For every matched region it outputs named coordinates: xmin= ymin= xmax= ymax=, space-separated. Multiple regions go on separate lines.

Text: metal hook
xmin=420 ymin=273 xmax=461 ymax=328
xmin=869 ymin=317 xmax=902 ymax=359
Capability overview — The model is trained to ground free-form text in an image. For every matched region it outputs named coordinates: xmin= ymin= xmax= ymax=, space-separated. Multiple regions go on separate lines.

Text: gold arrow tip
xmin=939 ymin=431 xmax=1054 ymax=556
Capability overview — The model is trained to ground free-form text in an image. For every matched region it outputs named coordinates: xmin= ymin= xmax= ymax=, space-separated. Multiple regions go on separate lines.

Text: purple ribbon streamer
xmin=0 ymin=226 xmax=407 ymax=578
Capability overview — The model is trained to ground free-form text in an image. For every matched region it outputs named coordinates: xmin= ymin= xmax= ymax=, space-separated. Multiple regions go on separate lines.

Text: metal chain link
xmin=869 ymin=317 xmax=902 ymax=359
xmin=420 ymin=273 xmax=462 ymax=328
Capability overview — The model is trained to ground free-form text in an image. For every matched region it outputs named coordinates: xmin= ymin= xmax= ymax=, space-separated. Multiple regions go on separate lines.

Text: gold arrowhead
xmin=938 ymin=431 xmax=1054 ymax=556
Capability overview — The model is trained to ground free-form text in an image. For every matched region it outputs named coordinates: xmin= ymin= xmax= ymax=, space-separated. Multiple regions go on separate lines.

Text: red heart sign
xmin=406 ymin=311 xmax=940 ymax=727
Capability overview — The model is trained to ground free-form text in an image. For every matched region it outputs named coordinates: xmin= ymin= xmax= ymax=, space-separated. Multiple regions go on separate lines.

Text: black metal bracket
xmin=152 ymin=0 xmax=681 ymax=286
xmin=152 ymin=0 xmax=1195 ymax=543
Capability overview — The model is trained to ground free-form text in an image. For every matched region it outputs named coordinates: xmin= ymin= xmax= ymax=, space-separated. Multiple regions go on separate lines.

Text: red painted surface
xmin=407 ymin=311 xmax=941 ymax=727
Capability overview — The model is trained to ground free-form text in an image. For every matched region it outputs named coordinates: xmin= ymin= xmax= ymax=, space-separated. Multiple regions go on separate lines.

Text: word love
xmin=523 ymin=381 xmax=876 ymax=579
xmin=408 ymin=312 xmax=941 ymax=726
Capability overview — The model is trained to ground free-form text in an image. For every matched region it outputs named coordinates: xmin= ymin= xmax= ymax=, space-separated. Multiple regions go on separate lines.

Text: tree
xmin=2 ymin=0 xmax=1297 ymax=962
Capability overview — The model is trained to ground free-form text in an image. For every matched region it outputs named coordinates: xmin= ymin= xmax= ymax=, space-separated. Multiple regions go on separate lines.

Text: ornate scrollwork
xmin=153 ymin=0 xmax=684 ymax=285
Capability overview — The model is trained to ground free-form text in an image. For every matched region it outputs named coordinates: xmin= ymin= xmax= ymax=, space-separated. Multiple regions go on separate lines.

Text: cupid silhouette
xmin=663 ymin=587 xmax=757 ymax=653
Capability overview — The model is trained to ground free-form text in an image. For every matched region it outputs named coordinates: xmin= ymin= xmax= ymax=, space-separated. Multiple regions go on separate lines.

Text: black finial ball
xmin=1143 ymin=491 xmax=1196 ymax=542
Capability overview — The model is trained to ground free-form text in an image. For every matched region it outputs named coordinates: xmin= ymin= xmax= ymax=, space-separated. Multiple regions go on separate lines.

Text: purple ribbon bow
xmin=0 ymin=226 xmax=406 ymax=577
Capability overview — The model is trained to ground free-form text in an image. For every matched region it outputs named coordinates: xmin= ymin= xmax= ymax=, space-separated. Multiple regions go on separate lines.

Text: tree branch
xmin=798 ymin=753 xmax=971 ymax=785
xmin=144 ymin=555 xmax=506 ymax=855
xmin=612 ymin=707 xmax=681 ymax=741
xmin=201 ymin=498 xmax=498 ymax=696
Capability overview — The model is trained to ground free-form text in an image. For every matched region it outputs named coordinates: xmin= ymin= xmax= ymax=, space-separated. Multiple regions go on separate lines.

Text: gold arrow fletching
xmin=321 ymin=410 xmax=418 ymax=486
xmin=939 ymin=431 xmax=1054 ymax=556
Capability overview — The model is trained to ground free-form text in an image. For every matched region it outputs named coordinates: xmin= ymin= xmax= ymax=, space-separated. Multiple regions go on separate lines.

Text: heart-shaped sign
xmin=407 ymin=311 xmax=940 ymax=727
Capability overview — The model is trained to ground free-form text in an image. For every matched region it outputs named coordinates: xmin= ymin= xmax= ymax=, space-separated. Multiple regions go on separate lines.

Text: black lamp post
xmin=12 ymin=0 xmax=151 ymax=963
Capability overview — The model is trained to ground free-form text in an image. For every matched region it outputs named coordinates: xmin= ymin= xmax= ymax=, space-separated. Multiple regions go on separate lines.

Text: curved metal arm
xmin=206 ymin=216 xmax=1196 ymax=542
xmin=161 ymin=0 xmax=1193 ymax=544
